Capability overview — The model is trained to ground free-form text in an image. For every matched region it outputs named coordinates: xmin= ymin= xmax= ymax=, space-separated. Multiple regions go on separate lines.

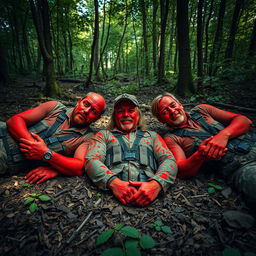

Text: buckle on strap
xmin=123 ymin=151 xmax=136 ymax=160
xmin=0 ymin=128 xmax=6 ymax=137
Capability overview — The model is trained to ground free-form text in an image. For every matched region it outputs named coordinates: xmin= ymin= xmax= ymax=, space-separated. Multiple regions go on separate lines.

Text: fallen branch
xmin=66 ymin=198 xmax=101 ymax=244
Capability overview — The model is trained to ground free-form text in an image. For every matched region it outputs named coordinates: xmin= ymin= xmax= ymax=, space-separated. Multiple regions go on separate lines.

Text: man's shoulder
xmin=191 ymin=104 xmax=214 ymax=113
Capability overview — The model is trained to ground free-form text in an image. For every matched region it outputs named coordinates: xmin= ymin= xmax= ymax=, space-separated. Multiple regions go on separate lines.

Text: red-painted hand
xmin=25 ymin=166 xmax=59 ymax=184
xmin=109 ymin=178 xmax=138 ymax=205
xmin=19 ymin=133 xmax=49 ymax=160
xmin=129 ymin=180 xmax=161 ymax=206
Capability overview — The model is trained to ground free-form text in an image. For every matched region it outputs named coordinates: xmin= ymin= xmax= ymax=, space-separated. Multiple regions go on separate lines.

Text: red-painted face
xmin=114 ymin=100 xmax=139 ymax=133
xmin=158 ymin=96 xmax=187 ymax=127
xmin=71 ymin=93 xmax=106 ymax=127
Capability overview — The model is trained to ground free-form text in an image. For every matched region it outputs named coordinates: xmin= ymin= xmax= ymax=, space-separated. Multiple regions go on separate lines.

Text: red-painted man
xmin=151 ymin=92 xmax=256 ymax=204
xmin=85 ymin=94 xmax=177 ymax=206
xmin=0 ymin=92 xmax=106 ymax=184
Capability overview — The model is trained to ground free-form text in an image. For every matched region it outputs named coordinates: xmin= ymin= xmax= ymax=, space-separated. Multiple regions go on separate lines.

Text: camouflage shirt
xmin=85 ymin=129 xmax=177 ymax=191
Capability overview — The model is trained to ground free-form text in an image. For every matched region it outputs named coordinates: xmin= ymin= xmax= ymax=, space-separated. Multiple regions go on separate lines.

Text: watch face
xmin=44 ymin=151 xmax=52 ymax=160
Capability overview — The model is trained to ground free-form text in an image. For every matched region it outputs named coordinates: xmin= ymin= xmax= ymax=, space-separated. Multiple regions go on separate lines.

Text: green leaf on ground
xmin=96 ymin=229 xmax=115 ymax=246
xmin=120 ymin=226 xmax=139 ymax=238
xmin=114 ymin=224 xmax=124 ymax=231
xmin=29 ymin=193 xmax=40 ymax=197
xmin=208 ymin=187 xmax=216 ymax=194
xmin=29 ymin=202 xmax=38 ymax=213
xmin=101 ymin=248 xmax=124 ymax=256
xmin=208 ymin=183 xmax=223 ymax=190
xmin=154 ymin=220 xmax=163 ymax=226
xmin=140 ymin=235 xmax=156 ymax=249
xmin=125 ymin=239 xmax=138 ymax=249
xmin=38 ymin=195 xmax=51 ymax=201
xmin=161 ymin=226 xmax=173 ymax=234
xmin=155 ymin=226 xmax=161 ymax=231
xmin=24 ymin=197 xmax=35 ymax=205
xmin=22 ymin=183 xmax=31 ymax=187
xmin=126 ymin=246 xmax=141 ymax=256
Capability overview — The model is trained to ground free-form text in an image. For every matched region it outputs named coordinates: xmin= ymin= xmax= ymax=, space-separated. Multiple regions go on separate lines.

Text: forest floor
xmin=0 ymin=77 xmax=256 ymax=256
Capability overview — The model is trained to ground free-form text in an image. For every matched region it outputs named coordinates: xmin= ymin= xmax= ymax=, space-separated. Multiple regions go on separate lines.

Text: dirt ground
xmin=0 ymin=78 xmax=256 ymax=256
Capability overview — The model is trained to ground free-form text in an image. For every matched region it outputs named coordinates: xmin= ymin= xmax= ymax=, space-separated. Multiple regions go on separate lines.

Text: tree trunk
xmin=152 ymin=0 xmax=158 ymax=76
xmin=132 ymin=16 xmax=140 ymax=83
xmin=113 ymin=0 xmax=128 ymax=75
xmin=167 ymin=3 xmax=176 ymax=71
xmin=176 ymin=0 xmax=194 ymax=96
xmin=197 ymin=0 xmax=204 ymax=88
xmin=86 ymin=0 xmax=99 ymax=87
xmin=209 ymin=0 xmax=226 ymax=76
xmin=158 ymin=0 xmax=170 ymax=84
xmin=204 ymin=0 xmax=214 ymax=73
xmin=248 ymin=17 xmax=256 ymax=57
xmin=0 ymin=43 xmax=10 ymax=86
xmin=29 ymin=0 xmax=61 ymax=97
xmin=140 ymin=0 xmax=149 ymax=76
xmin=225 ymin=0 xmax=244 ymax=61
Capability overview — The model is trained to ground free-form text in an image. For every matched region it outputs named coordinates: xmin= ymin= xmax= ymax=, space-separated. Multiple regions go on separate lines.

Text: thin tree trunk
xmin=86 ymin=0 xmax=99 ymax=87
xmin=140 ymin=0 xmax=149 ymax=76
xmin=225 ymin=0 xmax=245 ymax=61
xmin=197 ymin=0 xmax=204 ymax=88
xmin=176 ymin=0 xmax=194 ymax=96
xmin=158 ymin=0 xmax=170 ymax=84
xmin=152 ymin=0 xmax=158 ymax=76
xmin=204 ymin=0 xmax=214 ymax=73
xmin=209 ymin=0 xmax=226 ymax=76
xmin=113 ymin=0 xmax=128 ymax=75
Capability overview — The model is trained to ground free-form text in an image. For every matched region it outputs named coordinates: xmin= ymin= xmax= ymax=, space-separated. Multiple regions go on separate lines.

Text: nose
xmin=82 ymin=106 xmax=90 ymax=114
xmin=122 ymin=111 xmax=129 ymax=117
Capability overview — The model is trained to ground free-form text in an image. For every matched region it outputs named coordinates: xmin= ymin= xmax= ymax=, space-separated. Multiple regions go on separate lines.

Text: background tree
xmin=176 ymin=0 xmax=194 ymax=96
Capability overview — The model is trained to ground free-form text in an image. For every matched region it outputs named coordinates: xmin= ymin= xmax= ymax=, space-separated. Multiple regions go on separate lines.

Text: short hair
xmin=151 ymin=92 xmax=180 ymax=117
xmin=107 ymin=106 xmax=147 ymax=131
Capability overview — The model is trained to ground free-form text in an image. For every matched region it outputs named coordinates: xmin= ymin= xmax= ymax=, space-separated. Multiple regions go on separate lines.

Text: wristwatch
xmin=43 ymin=150 xmax=53 ymax=161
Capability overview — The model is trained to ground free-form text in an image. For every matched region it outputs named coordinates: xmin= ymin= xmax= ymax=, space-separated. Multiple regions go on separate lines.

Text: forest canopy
xmin=0 ymin=0 xmax=255 ymax=97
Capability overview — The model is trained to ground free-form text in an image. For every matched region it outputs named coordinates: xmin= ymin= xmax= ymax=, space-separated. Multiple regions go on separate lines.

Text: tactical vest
xmin=0 ymin=110 xmax=92 ymax=164
xmin=104 ymin=130 xmax=158 ymax=180
xmin=170 ymin=111 xmax=256 ymax=175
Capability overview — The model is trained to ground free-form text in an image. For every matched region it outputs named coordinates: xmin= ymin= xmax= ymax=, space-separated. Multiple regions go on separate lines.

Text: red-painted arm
xmin=6 ymin=101 xmax=58 ymax=142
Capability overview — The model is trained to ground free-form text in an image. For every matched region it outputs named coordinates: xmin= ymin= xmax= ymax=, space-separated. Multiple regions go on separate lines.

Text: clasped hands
xmin=109 ymin=178 xmax=161 ymax=207
xmin=197 ymin=132 xmax=229 ymax=161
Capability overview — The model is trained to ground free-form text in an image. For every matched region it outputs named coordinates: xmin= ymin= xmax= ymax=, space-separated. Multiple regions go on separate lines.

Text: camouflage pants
xmin=221 ymin=146 xmax=256 ymax=203
xmin=0 ymin=140 xmax=8 ymax=174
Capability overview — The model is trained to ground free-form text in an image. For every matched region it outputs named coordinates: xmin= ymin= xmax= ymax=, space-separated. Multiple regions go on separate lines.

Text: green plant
xmin=207 ymin=183 xmax=222 ymax=195
xmin=222 ymin=247 xmax=256 ymax=256
xmin=154 ymin=220 xmax=173 ymax=234
xmin=24 ymin=193 xmax=51 ymax=213
xmin=22 ymin=182 xmax=32 ymax=187
xmin=95 ymin=224 xmax=156 ymax=256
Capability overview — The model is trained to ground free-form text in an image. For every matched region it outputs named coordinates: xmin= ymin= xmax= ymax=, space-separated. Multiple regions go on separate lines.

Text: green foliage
xmin=95 ymin=224 xmax=156 ymax=256
xmin=22 ymin=183 xmax=32 ymax=187
xmin=104 ymin=80 xmax=138 ymax=95
xmin=24 ymin=193 xmax=52 ymax=213
xmin=154 ymin=220 xmax=173 ymax=234
xmin=207 ymin=183 xmax=223 ymax=195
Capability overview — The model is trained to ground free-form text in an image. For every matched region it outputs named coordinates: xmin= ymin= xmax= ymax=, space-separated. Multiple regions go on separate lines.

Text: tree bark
xmin=29 ymin=0 xmax=61 ymax=97
xmin=140 ymin=0 xmax=149 ymax=76
xmin=248 ymin=17 xmax=256 ymax=57
xmin=225 ymin=0 xmax=245 ymax=61
xmin=176 ymin=0 xmax=194 ymax=96
xmin=204 ymin=0 xmax=214 ymax=73
xmin=86 ymin=0 xmax=99 ymax=87
xmin=152 ymin=0 xmax=158 ymax=76
xmin=158 ymin=0 xmax=170 ymax=84
xmin=197 ymin=0 xmax=204 ymax=88
xmin=209 ymin=0 xmax=226 ymax=76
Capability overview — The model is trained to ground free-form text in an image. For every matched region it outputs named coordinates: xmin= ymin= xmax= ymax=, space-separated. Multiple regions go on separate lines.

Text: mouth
xmin=121 ymin=119 xmax=133 ymax=125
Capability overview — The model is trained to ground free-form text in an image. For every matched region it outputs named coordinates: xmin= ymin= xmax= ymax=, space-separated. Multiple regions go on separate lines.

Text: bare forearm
xmin=220 ymin=116 xmax=252 ymax=139
xmin=47 ymin=152 xmax=84 ymax=176
xmin=177 ymin=152 xmax=206 ymax=179
xmin=6 ymin=116 xmax=34 ymax=141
